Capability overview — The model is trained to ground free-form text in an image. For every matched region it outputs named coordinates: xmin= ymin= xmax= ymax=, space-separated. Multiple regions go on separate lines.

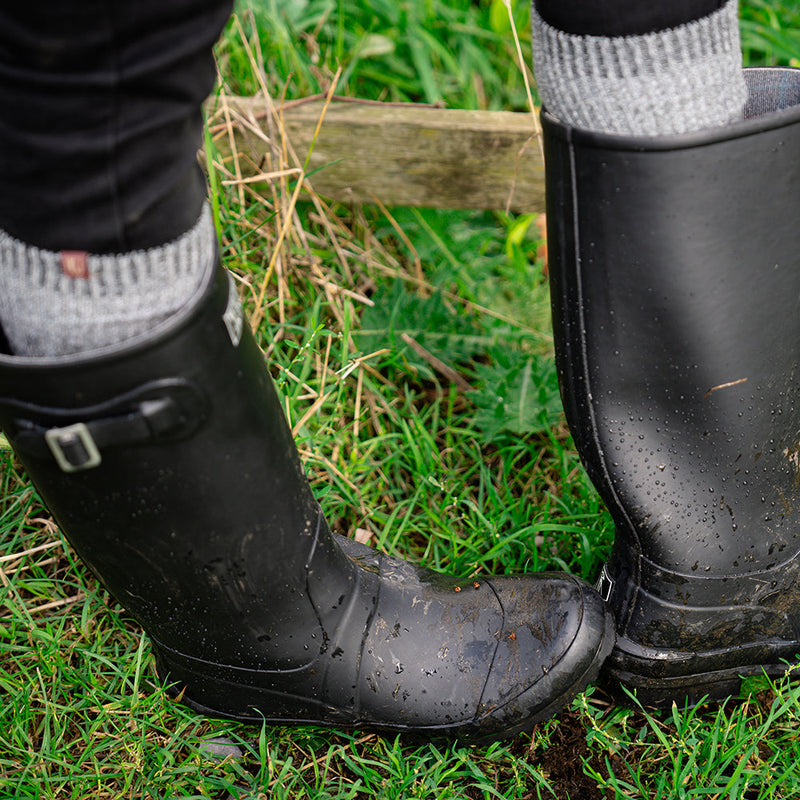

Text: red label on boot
xmin=60 ymin=251 xmax=89 ymax=279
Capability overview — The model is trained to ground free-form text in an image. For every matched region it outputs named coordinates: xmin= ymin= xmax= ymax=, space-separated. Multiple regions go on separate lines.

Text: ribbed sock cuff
xmin=0 ymin=204 xmax=216 ymax=357
xmin=531 ymin=0 xmax=747 ymax=135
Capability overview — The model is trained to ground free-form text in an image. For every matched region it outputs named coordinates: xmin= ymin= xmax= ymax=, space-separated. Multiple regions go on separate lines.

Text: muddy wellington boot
xmin=0 ymin=256 xmax=614 ymax=740
xmin=543 ymin=66 xmax=800 ymax=707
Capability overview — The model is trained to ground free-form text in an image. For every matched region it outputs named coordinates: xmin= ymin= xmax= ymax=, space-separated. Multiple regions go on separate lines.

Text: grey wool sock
xmin=0 ymin=205 xmax=216 ymax=357
xmin=531 ymin=0 xmax=747 ymax=136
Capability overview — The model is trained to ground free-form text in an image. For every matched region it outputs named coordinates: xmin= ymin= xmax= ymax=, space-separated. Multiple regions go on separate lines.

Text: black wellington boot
xmin=0 ymin=256 xmax=614 ymax=740
xmin=543 ymin=67 xmax=800 ymax=707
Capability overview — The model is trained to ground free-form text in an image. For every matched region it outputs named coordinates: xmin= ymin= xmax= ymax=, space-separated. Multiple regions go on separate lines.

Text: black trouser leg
xmin=0 ymin=1 xmax=232 ymax=253
xmin=535 ymin=0 xmax=727 ymax=36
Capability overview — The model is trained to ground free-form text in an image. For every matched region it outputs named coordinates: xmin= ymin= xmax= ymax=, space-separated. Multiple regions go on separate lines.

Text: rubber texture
xmin=155 ymin=536 xmax=616 ymax=742
xmin=0 ymin=260 xmax=614 ymax=740
xmin=543 ymin=67 xmax=800 ymax=708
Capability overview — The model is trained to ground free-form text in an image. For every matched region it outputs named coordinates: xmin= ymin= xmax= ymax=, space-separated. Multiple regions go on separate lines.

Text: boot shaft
xmin=0 ymin=262 xmax=356 ymax=666
xmin=0 ymin=259 xmax=615 ymax=736
xmin=544 ymin=67 xmax=800 ymax=653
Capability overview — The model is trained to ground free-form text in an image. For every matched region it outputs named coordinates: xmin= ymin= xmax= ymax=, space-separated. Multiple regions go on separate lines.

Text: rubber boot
xmin=0 ymin=256 xmax=614 ymax=740
xmin=543 ymin=67 xmax=800 ymax=707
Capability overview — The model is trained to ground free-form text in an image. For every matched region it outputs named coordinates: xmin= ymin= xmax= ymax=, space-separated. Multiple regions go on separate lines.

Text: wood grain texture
xmin=211 ymin=97 xmax=545 ymax=212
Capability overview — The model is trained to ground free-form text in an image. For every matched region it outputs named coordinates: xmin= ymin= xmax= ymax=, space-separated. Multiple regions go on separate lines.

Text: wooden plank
xmin=211 ymin=97 xmax=545 ymax=213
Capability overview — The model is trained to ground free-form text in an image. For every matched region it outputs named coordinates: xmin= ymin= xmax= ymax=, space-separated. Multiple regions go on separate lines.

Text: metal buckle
xmin=44 ymin=422 xmax=102 ymax=473
xmin=595 ymin=564 xmax=614 ymax=603
xmin=223 ymin=273 xmax=243 ymax=347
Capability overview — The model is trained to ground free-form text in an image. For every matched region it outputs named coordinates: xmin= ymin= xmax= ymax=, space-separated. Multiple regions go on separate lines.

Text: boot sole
xmin=603 ymin=636 xmax=800 ymax=709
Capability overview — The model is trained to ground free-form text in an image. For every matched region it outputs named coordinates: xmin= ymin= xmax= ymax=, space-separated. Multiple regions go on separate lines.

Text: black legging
xmin=0 ymin=1 xmax=726 ymax=254
xmin=0 ymin=2 xmax=232 ymax=253
xmin=535 ymin=0 xmax=727 ymax=37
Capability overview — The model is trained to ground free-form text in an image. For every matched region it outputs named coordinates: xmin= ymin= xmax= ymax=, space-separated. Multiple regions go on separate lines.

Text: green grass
xmin=4 ymin=1 xmax=800 ymax=798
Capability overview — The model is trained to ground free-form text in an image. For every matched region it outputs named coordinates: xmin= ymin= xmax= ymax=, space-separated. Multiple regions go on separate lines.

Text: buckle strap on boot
xmin=44 ymin=422 xmax=102 ymax=472
xmin=1 ymin=378 xmax=208 ymax=472
xmin=595 ymin=564 xmax=614 ymax=603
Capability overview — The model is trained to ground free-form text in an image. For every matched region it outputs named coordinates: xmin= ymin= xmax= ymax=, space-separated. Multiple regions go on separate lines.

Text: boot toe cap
xmin=355 ymin=563 xmax=614 ymax=739
xmin=475 ymin=574 xmax=615 ymax=736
